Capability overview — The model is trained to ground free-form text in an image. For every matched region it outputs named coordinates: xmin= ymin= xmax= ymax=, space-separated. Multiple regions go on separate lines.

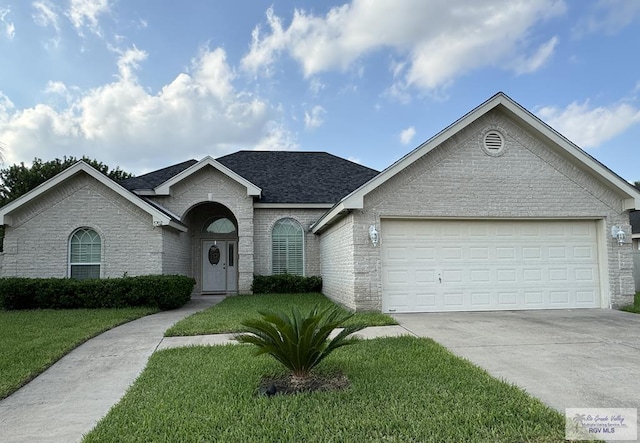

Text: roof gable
xmin=312 ymin=92 xmax=640 ymax=232
xmin=0 ymin=161 xmax=187 ymax=231
xmin=152 ymin=156 xmax=262 ymax=197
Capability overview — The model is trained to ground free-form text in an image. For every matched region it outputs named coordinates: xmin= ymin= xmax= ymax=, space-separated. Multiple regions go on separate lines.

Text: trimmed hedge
xmin=251 ymin=274 xmax=322 ymax=294
xmin=0 ymin=275 xmax=195 ymax=311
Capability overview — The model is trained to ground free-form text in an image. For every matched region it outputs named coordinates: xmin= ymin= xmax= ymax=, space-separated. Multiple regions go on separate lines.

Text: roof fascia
xmin=0 ymin=161 xmax=185 ymax=231
xmin=311 ymin=202 xmax=347 ymax=234
xmin=154 ymin=156 xmax=262 ymax=197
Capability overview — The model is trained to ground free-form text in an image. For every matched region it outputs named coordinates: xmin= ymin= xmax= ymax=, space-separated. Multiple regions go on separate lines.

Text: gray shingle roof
xmin=120 ymin=159 xmax=197 ymax=191
xmin=120 ymin=151 xmax=379 ymax=204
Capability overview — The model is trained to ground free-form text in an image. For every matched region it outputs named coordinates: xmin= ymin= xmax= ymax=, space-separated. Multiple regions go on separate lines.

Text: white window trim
xmin=68 ymin=228 xmax=102 ymax=279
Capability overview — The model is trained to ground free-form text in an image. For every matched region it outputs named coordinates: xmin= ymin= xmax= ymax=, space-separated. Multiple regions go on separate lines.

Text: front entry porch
xmin=183 ymin=202 xmax=240 ymax=295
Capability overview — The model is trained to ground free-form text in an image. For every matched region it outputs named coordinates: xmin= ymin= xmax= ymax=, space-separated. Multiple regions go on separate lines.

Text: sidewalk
xmin=0 ymin=296 xmax=222 ymax=443
xmin=0 ymin=299 xmax=411 ymax=443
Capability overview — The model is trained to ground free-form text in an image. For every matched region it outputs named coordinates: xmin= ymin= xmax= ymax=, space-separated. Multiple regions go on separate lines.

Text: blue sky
xmin=0 ymin=1 xmax=639 ymax=182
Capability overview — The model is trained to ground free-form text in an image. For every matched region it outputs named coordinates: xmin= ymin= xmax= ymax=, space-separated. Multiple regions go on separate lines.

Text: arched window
xmin=272 ymin=218 xmax=304 ymax=276
xmin=69 ymin=228 xmax=101 ymax=279
xmin=203 ymin=217 xmax=236 ymax=235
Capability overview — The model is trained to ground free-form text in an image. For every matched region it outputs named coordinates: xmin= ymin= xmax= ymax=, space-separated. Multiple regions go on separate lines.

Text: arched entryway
xmin=183 ymin=202 xmax=239 ymax=294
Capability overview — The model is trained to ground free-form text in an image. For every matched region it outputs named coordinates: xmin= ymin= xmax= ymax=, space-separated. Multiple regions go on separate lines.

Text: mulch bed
xmin=256 ymin=372 xmax=350 ymax=397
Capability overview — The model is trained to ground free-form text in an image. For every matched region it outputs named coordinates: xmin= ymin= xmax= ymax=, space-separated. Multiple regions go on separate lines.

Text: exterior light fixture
xmin=611 ymin=226 xmax=626 ymax=245
xmin=369 ymin=225 xmax=379 ymax=247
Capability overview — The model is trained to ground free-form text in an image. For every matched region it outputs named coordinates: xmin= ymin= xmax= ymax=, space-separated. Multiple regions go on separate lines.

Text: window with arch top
xmin=272 ymin=218 xmax=304 ymax=276
xmin=203 ymin=217 xmax=236 ymax=235
xmin=69 ymin=228 xmax=101 ymax=279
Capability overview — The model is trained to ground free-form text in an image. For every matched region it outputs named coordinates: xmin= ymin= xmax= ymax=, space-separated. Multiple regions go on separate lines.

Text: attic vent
xmin=482 ymin=130 xmax=505 ymax=156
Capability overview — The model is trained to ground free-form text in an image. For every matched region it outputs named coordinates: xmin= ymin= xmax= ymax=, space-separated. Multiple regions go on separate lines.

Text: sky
xmin=0 ymin=1 xmax=639 ymax=182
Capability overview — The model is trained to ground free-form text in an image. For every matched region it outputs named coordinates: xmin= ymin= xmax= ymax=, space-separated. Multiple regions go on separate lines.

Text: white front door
xmin=202 ymin=240 xmax=237 ymax=292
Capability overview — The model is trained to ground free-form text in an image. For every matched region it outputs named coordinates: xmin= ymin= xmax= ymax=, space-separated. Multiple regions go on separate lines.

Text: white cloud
xmin=32 ymin=1 xmax=60 ymax=30
xmin=574 ymin=0 xmax=640 ymax=36
xmin=253 ymin=122 xmax=299 ymax=151
xmin=45 ymin=80 xmax=68 ymax=95
xmin=304 ymin=105 xmax=326 ymax=129
xmin=309 ymin=78 xmax=325 ymax=95
xmin=242 ymin=1 xmax=566 ymax=93
xmin=0 ymin=7 xmax=15 ymax=40
xmin=347 ymin=156 xmax=361 ymax=164
xmin=512 ymin=36 xmax=558 ymax=75
xmin=66 ymin=0 xmax=111 ymax=37
xmin=537 ymin=99 xmax=640 ymax=148
xmin=114 ymin=45 xmax=147 ymax=82
xmin=0 ymin=47 xmax=296 ymax=173
xmin=399 ymin=126 xmax=416 ymax=145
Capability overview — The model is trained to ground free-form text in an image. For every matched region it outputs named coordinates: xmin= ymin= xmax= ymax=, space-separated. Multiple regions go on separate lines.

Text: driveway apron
xmin=394 ymin=309 xmax=640 ymax=427
xmin=0 ymin=297 xmax=221 ymax=443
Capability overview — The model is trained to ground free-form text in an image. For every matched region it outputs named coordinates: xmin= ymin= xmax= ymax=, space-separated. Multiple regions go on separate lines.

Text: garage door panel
xmin=416 ymin=293 xmax=437 ymax=308
xmin=496 ymin=247 xmax=516 ymax=260
xmin=382 ymin=219 xmax=601 ymax=313
xmin=471 ymin=292 xmax=491 ymax=306
xmin=498 ymin=292 xmax=518 ymax=306
xmin=443 ymin=292 xmax=464 ymax=307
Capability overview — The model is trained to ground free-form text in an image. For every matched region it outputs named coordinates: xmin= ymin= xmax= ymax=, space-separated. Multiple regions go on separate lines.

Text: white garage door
xmin=381 ymin=219 xmax=602 ymax=313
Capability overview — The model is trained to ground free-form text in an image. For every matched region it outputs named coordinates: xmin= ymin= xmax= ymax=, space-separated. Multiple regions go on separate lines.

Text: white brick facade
xmin=319 ymin=109 xmax=635 ymax=310
xmin=1 ymin=174 xmax=163 ymax=278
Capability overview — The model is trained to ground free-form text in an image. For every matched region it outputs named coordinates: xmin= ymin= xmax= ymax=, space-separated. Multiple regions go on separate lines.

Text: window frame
xmin=68 ymin=227 xmax=102 ymax=280
xmin=271 ymin=218 xmax=305 ymax=276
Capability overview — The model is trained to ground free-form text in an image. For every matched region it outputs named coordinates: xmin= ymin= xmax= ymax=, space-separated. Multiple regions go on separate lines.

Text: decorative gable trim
xmin=153 ymin=156 xmax=262 ymax=197
xmin=312 ymin=92 xmax=640 ymax=233
xmin=0 ymin=161 xmax=187 ymax=232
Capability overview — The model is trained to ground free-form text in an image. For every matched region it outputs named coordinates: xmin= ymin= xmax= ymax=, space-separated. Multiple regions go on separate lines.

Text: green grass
xmin=165 ymin=293 xmax=396 ymax=336
xmin=0 ymin=307 xmax=157 ymax=399
xmin=621 ymin=292 xmax=640 ymax=313
xmin=84 ymin=336 xmax=565 ymax=443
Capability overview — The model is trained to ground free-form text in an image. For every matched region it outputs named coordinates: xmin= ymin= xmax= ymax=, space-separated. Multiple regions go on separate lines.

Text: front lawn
xmin=84 ymin=336 xmax=565 ymax=442
xmin=0 ymin=307 xmax=157 ymax=399
xmin=165 ymin=293 xmax=396 ymax=336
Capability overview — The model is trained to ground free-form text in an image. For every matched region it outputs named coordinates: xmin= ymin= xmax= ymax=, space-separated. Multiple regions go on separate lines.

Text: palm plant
xmin=234 ymin=304 xmax=365 ymax=388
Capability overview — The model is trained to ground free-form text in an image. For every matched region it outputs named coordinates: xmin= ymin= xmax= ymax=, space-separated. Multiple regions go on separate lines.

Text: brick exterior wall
xmin=0 ymin=173 xmax=163 ymax=278
xmin=342 ymin=109 xmax=635 ymax=310
xmin=161 ymin=228 xmax=191 ymax=275
xmin=319 ymin=213 xmax=357 ymax=310
xmin=253 ymin=208 xmax=325 ymax=277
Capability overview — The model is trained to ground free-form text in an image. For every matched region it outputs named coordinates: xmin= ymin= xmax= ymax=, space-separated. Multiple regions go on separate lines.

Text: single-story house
xmin=1 ymin=92 xmax=638 ymax=312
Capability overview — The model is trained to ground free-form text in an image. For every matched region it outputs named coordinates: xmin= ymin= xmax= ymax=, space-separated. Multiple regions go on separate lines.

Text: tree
xmin=0 ymin=156 xmax=133 ymax=207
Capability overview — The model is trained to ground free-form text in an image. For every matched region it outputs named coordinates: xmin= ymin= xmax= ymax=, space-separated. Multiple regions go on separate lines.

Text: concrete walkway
xmin=0 ymin=300 xmax=410 ymax=443
xmin=0 ymin=296 xmax=223 ymax=443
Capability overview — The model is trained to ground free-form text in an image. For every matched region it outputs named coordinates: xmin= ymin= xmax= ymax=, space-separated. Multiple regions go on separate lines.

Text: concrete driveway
xmin=393 ymin=309 xmax=640 ymax=418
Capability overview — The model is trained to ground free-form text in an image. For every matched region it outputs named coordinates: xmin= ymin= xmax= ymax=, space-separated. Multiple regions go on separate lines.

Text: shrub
xmin=234 ymin=304 xmax=364 ymax=386
xmin=251 ymin=274 xmax=322 ymax=294
xmin=0 ymin=275 xmax=195 ymax=311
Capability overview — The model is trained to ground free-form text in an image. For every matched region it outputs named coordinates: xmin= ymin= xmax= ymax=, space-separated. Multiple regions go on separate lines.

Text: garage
xmin=381 ymin=219 xmax=602 ymax=313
